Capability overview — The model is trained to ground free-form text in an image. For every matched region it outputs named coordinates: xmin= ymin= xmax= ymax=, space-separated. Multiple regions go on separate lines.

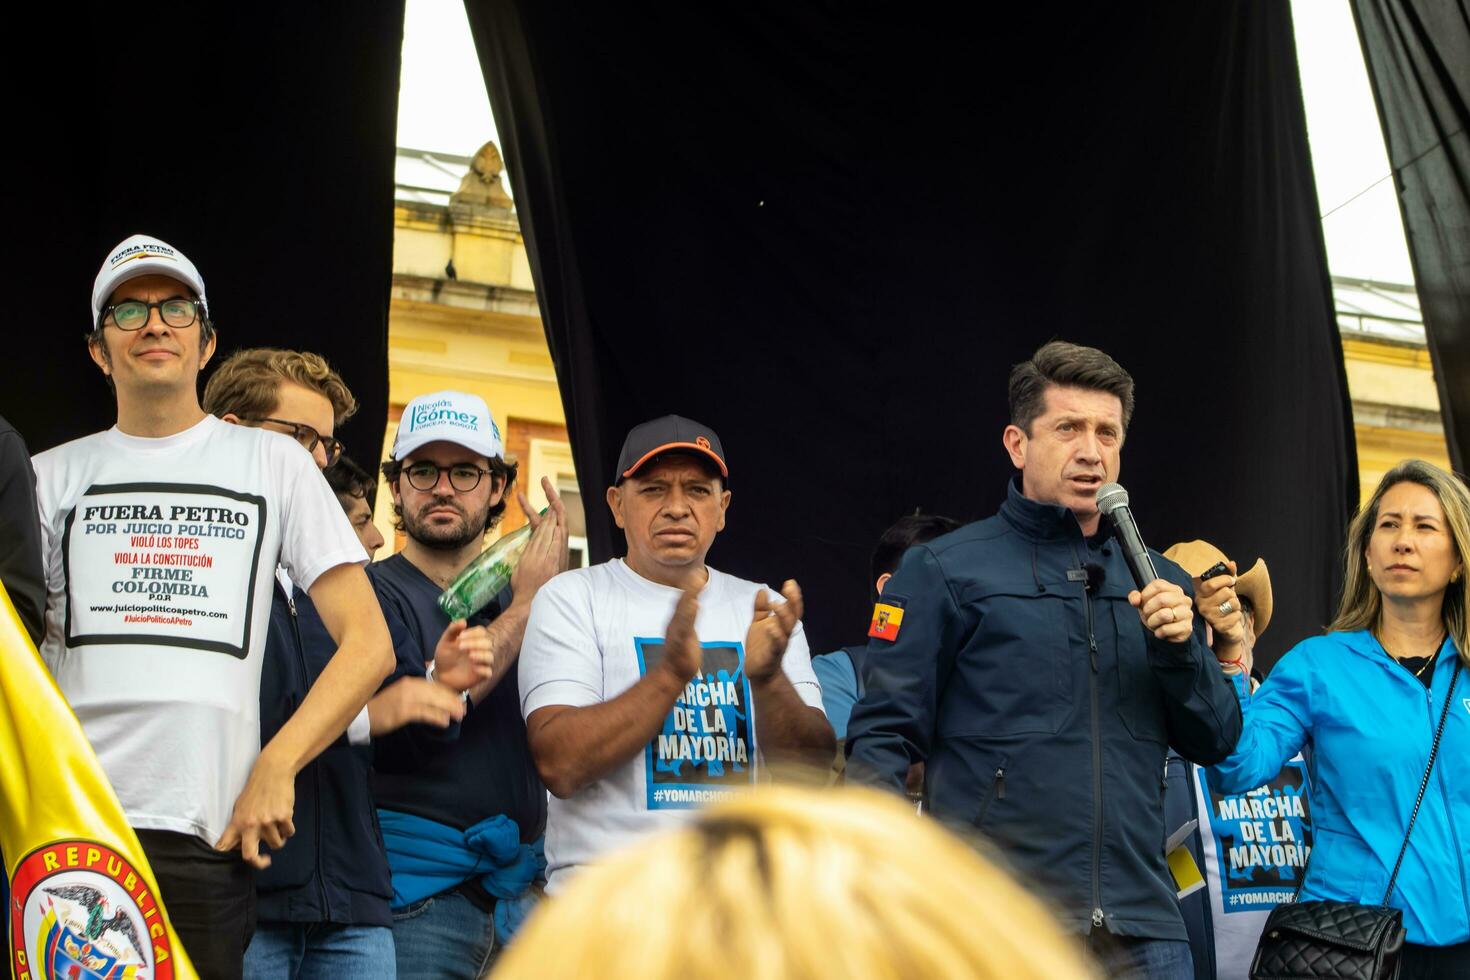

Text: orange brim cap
xmin=622 ymin=442 xmax=729 ymax=478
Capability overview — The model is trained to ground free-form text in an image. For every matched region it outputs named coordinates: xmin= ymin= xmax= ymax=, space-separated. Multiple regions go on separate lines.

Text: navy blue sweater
xmin=367 ymin=554 xmax=546 ymax=845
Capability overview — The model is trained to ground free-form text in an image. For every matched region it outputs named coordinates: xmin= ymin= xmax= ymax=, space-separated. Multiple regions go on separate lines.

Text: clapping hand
xmin=512 ymin=477 xmax=570 ymax=599
xmin=745 ymin=580 xmax=803 ymax=683
xmin=658 ymin=587 xmax=703 ymax=685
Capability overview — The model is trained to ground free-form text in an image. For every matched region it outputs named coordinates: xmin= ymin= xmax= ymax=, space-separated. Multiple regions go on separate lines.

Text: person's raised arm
xmin=218 ymin=562 xmax=393 ymax=867
xmin=742 ymin=581 xmax=834 ymax=770
xmin=1194 ymin=562 xmax=1252 ymax=674
xmin=524 ymin=587 xmax=701 ymax=799
xmin=1209 ymin=644 xmax=1314 ymax=793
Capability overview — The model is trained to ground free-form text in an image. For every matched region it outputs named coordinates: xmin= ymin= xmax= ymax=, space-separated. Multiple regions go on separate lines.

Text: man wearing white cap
xmin=369 ymin=390 xmax=567 ymax=979
xmin=31 ymin=235 xmax=395 ymax=978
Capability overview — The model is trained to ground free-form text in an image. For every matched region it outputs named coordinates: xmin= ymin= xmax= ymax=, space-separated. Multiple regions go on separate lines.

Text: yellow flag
xmin=2 ymin=585 xmax=197 ymax=979
xmin=1167 ymin=845 xmax=1206 ymax=901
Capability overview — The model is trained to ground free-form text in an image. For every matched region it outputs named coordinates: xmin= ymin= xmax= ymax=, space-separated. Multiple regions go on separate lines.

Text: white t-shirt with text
xmin=519 ymin=559 xmax=825 ymax=891
xmin=34 ymin=415 xmax=365 ymax=843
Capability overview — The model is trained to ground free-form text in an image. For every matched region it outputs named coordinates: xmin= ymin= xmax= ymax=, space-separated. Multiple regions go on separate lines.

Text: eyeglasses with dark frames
xmin=400 ymin=461 xmax=496 ymax=493
xmin=99 ymin=297 xmax=202 ymax=332
xmin=246 ymin=417 xmax=343 ymax=466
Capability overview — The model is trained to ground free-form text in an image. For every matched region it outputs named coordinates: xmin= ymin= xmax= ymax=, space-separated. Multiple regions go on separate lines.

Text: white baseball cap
xmin=91 ymin=234 xmax=209 ymax=330
xmin=392 ymin=391 xmax=505 ymax=461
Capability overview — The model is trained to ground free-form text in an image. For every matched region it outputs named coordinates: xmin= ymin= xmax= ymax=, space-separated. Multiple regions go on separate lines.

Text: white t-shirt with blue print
xmin=518 ymin=559 xmax=824 ymax=892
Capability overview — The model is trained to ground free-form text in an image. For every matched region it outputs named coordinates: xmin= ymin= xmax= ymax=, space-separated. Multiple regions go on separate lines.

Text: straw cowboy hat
xmin=1163 ymin=539 xmax=1273 ymax=637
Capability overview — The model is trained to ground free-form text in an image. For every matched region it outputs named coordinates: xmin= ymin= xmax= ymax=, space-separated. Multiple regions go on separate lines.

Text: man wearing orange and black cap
xmin=517 ymin=414 xmax=834 ymax=893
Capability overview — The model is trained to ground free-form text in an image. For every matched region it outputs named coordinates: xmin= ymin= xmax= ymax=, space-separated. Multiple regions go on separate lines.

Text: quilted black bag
xmin=1249 ymin=660 xmax=1460 ymax=980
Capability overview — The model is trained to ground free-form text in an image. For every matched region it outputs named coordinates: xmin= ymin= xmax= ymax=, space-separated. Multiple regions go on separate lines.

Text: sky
xmin=395 ymin=0 xmax=1416 ymax=286
xmin=396 ymin=0 xmax=500 ymax=158
xmin=1290 ymin=0 xmax=1414 ymax=284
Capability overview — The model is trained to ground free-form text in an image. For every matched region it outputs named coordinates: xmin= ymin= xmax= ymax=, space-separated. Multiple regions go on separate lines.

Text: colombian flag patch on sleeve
xmin=868 ymin=599 xmax=905 ymax=640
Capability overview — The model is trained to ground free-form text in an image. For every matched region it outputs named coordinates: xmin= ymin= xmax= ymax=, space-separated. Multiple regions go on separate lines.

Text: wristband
xmin=426 ymin=662 xmax=472 ymax=704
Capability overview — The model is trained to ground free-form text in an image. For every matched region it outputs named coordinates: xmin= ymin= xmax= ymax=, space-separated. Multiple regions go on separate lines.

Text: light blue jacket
xmin=1210 ymin=630 xmax=1468 ymax=946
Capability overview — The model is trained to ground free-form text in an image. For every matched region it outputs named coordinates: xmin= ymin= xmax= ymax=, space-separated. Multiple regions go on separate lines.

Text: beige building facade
xmin=1333 ymin=277 xmax=1453 ymax=504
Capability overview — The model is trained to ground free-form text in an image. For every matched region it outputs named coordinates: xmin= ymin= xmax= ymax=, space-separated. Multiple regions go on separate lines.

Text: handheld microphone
xmin=1096 ymin=483 xmax=1157 ymax=590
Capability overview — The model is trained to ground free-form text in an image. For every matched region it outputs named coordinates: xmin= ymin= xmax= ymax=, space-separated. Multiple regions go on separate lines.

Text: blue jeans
xmin=391 ymin=890 xmax=496 ymax=980
xmin=243 ymin=922 xmax=395 ymax=979
xmin=1088 ymin=931 xmax=1193 ymax=980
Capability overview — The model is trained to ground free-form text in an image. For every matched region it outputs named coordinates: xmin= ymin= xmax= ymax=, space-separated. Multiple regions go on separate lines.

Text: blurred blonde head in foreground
xmin=492 ymin=786 xmax=1094 ymax=980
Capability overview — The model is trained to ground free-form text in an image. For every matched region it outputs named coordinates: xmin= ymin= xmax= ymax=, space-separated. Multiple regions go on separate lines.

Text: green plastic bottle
xmin=437 ymin=509 xmax=545 ymax=620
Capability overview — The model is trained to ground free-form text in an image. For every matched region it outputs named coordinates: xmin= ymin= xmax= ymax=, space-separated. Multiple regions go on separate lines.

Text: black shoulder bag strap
xmin=1287 ymin=658 xmax=1461 ymax=906
xmin=1379 ymin=658 xmax=1460 ymax=908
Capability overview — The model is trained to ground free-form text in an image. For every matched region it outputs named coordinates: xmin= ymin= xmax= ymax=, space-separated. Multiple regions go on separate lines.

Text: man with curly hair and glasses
xmin=369 ymin=390 xmax=568 ymax=979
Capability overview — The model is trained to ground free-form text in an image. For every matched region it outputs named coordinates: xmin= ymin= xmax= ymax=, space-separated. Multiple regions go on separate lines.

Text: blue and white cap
xmin=392 ymin=391 xmax=504 ymax=461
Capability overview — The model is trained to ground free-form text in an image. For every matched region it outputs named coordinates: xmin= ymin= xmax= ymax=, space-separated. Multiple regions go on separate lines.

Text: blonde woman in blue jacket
xmin=1210 ymin=459 xmax=1469 ymax=980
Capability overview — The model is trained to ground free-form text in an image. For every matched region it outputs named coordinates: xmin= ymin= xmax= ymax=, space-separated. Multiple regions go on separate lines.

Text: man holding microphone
xmin=846 ymin=341 xmax=1240 ymax=980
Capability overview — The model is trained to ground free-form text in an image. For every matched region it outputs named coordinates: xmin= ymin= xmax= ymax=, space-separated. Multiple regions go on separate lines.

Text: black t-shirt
xmin=1398 ymin=655 xmax=1436 ymax=690
xmin=0 ymin=417 xmax=46 ymax=646
xmin=367 ymin=553 xmax=547 ymax=841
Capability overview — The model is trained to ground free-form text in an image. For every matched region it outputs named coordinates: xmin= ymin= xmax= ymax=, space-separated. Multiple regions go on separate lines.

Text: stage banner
xmin=1 ymin=585 xmax=197 ymax=979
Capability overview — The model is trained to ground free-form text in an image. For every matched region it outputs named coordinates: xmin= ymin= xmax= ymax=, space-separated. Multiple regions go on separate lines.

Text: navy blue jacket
xmin=846 ymin=481 xmax=1241 ymax=939
xmin=1164 ymin=751 xmax=1214 ymax=978
xmin=256 ymin=581 xmax=395 ymax=926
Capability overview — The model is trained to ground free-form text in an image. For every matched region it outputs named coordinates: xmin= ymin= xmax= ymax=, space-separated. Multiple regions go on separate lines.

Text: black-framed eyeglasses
xmin=401 ymin=461 xmax=495 ymax=493
xmin=246 ymin=417 xmax=343 ymax=465
xmin=100 ymin=297 xmax=202 ymax=332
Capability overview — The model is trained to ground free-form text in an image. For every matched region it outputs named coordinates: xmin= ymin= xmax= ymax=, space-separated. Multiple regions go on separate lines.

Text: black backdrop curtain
xmin=1352 ymin=0 xmax=1470 ymax=473
xmin=467 ymin=2 xmax=1357 ymax=666
xmin=6 ymin=2 xmax=404 ymax=468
